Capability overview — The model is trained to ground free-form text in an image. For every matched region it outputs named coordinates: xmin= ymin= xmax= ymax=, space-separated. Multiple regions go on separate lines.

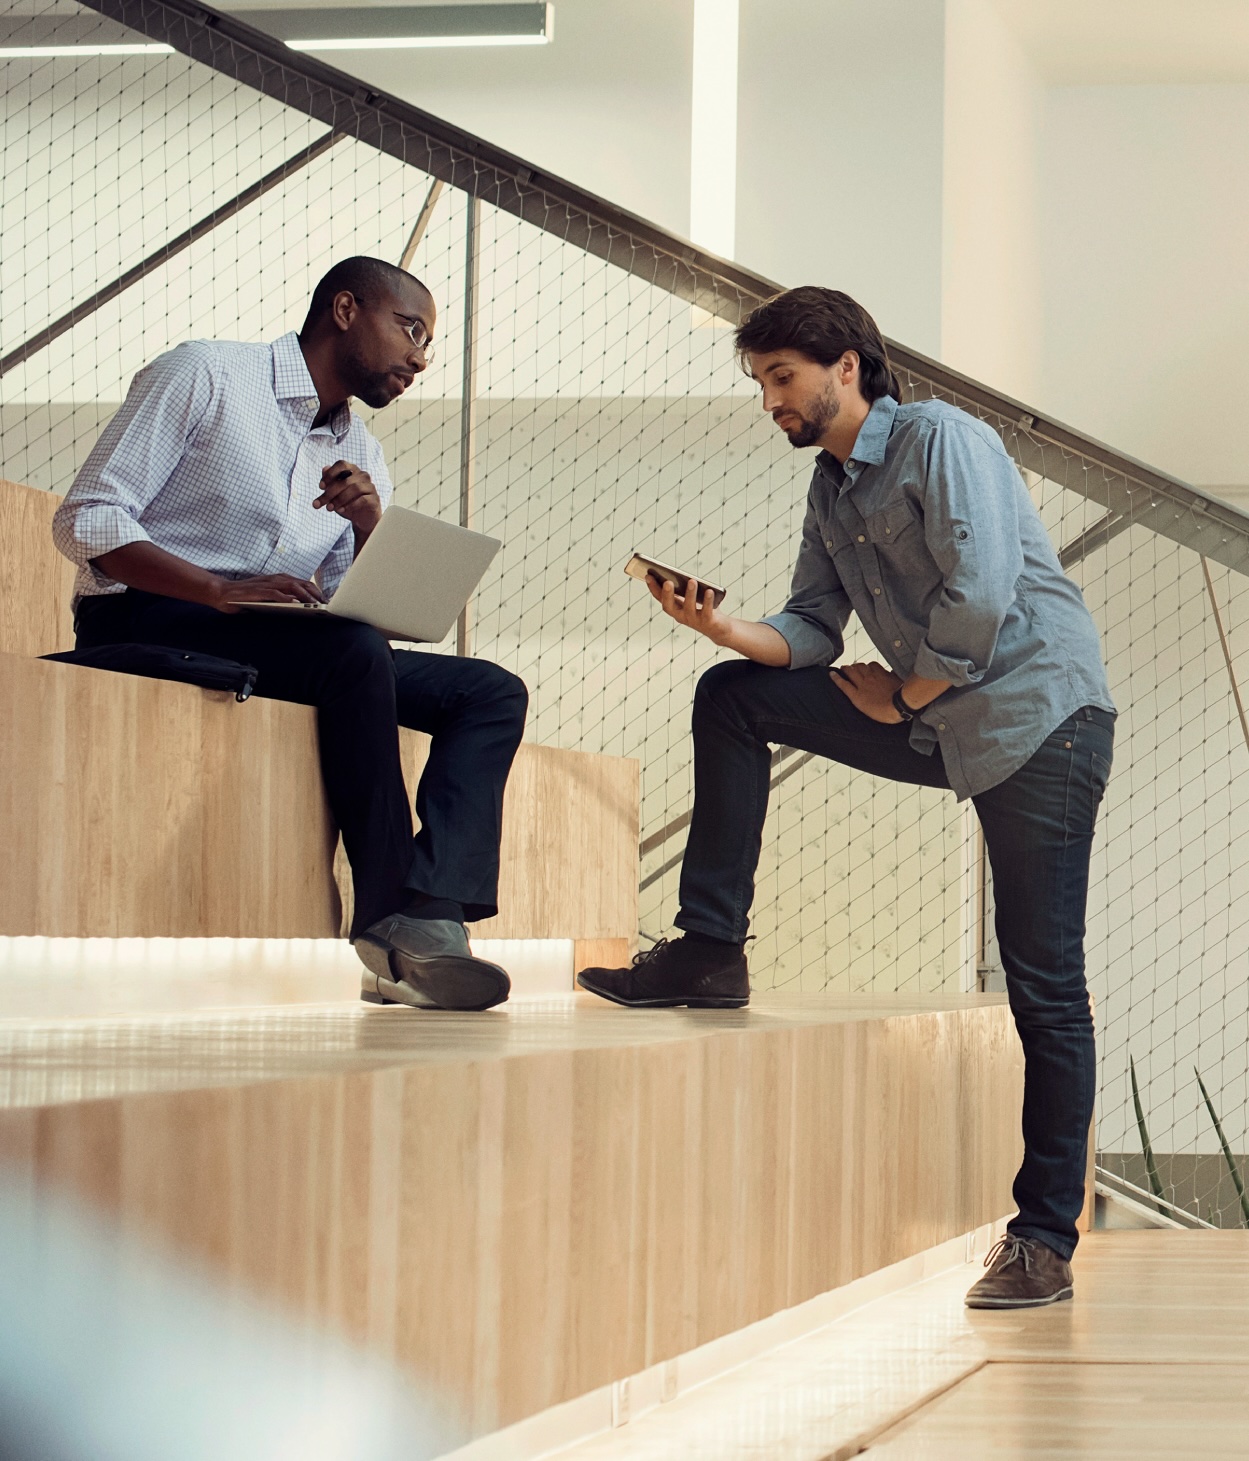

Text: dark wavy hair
xmin=734 ymin=286 xmax=901 ymax=403
xmin=302 ymin=256 xmax=427 ymax=328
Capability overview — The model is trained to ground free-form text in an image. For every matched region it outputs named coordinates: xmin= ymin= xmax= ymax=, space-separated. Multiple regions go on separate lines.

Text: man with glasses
xmin=53 ymin=256 xmax=528 ymax=1011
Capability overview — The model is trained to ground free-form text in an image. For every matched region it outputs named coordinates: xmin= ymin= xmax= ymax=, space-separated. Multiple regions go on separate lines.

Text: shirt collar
xmin=815 ymin=393 xmax=899 ymax=490
xmin=270 ymin=331 xmax=353 ymax=440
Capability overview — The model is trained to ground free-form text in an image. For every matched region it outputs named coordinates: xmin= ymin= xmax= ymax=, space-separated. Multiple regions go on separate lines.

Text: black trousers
xmin=676 ymin=660 xmax=1114 ymax=1258
xmin=76 ymin=591 xmax=529 ymax=937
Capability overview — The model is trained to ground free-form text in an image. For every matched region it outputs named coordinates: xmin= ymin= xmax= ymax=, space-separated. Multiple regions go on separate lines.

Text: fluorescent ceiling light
xmin=0 ymin=4 xmax=553 ymax=60
xmin=0 ymin=43 xmax=173 ymax=56
xmin=287 ymin=32 xmax=547 ymax=51
xmin=245 ymin=4 xmax=553 ymax=52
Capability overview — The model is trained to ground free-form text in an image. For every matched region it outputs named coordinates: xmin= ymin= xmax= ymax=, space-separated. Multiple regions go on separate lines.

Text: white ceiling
xmin=993 ymin=0 xmax=1249 ymax=84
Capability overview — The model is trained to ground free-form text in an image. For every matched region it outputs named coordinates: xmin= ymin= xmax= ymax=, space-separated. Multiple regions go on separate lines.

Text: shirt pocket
xmin=864 ymin=498 xmax=921 ymax=550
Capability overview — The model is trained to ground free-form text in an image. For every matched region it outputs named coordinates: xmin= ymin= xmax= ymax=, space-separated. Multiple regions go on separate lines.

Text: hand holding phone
xmin=624 ymin=552 xmax=727 ymax=608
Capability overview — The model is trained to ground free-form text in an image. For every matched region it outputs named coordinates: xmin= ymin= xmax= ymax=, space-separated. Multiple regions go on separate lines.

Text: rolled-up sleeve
xmin=760 ymin=489 xmax=851 ymax=669
xmin=51 ymin=343 xmax=214 ymax=580
xmin=315 ymin=435 xmax=397 ymax=599
xmin=913 ymin=422 xmax=1024 ymax=686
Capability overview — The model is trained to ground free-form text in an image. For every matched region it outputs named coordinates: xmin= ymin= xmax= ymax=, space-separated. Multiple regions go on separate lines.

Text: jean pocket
xmin=1090 ymin=750 xmax=1112 ymax=803
xmin=1044 ymin=716 xmax=1079 ymax=747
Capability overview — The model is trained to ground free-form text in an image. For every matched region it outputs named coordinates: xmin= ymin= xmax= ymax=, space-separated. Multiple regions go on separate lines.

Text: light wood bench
xmin=0 ymin=479 xmax=638 ymax=952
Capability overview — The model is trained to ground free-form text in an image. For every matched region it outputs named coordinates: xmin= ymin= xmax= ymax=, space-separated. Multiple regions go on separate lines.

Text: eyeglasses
xmin=393 ymin=312 xmax=435 ymax=361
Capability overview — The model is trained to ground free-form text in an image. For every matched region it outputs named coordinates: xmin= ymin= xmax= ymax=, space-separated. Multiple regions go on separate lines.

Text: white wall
xmin=1038 ymin=82 xmax=1249 ymax=487
xmin=735 ymin=0 xmax=947 ymax=358
xmin=227 ymin=0 xmax=696 ymax=241
xmin=939 ymin=0 xmax=1044 ymax=404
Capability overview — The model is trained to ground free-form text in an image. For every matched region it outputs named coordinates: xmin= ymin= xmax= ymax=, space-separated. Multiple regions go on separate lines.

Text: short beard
xmin=342 ymin=345 xmax=399 ymax=409
xmin=785 ymin=383 xmax=839 ymax=448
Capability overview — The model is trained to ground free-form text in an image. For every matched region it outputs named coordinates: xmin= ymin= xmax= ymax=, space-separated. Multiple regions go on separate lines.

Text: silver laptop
xmin=234 ymin=506 xmax=501 ymax=643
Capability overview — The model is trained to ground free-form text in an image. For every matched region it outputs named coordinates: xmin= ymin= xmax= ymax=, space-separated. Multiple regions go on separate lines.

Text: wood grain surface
xmin=0 ymin=479 xmax=75 ymax=657
xmin=0 ymin=993 xmax=1022 ymax=1437
xmin=0 ymin=652 xmax=636 ymax=939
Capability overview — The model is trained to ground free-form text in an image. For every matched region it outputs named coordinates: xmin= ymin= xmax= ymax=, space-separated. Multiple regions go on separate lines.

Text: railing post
xmin=457 ymin=193 xmax=480 ymax=658
xmin=397 ymin=178 xmax=444 ymax=271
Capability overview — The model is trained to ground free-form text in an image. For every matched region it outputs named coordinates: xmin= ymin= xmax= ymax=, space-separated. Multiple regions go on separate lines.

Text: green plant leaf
xmin=1130 ymin=1054 xmax=1165 ymax=1202
xmin=1194 ymin=1067 xmax=1249 ymax=1229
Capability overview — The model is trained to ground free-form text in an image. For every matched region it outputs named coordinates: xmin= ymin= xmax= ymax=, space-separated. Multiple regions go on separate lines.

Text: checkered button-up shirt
xmin=53 ymin=331 xmax=394 ymax=606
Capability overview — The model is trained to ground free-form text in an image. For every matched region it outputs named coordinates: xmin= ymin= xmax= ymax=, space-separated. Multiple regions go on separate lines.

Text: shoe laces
xmin=983 ymin=1235 xmax=1035 ymax=1274
xmin=632 ymin=934 xmax=752 ymax=967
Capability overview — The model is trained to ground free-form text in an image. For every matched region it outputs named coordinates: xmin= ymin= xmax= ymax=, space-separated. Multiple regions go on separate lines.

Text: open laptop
xmin=233 ymin=506 xmax=501 ymax=643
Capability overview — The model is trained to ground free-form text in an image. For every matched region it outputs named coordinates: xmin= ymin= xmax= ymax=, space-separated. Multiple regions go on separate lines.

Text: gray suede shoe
xmin=356 ymin=915 xmax=510 ymax=1011
xmin=964 ymin=1235 xmax=1074 ymax=1309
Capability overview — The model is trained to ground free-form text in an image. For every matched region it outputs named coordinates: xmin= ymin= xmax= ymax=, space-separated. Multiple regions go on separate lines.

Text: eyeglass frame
xmin=392 ymin=311 xmax=435 ymax=362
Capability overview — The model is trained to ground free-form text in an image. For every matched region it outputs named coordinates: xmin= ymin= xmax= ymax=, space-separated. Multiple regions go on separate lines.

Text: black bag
xmin=42 ymin=644 xmax=260 ymax=702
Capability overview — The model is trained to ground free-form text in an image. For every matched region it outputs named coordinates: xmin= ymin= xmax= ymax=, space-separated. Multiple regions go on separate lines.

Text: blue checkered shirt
xmin=53 ymin=331 xmax=394 ymax=607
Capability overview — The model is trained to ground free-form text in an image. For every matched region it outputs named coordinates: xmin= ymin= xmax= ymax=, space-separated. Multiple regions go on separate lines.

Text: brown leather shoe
xmin=965 ymin=1235 xmax=1074 ymax=1309
xmin=577 ymin=936 xmax=749 ymax=1009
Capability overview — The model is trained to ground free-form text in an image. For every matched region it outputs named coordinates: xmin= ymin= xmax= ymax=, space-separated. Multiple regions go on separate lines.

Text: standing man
xmin=54 ymin=256 xmax=528 ymax=1012
xmin=577 ymin=287 xmax=1115 ymax=1309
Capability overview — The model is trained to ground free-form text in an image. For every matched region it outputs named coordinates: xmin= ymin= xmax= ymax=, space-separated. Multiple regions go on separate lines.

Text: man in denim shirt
xmin=578 ymin=287 xmax=1116 ymax=1310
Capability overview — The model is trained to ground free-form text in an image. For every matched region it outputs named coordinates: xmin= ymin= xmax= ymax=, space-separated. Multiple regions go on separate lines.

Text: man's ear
xmin=838 ymin=349 xmax=860 ymax=386
xmin=330 ymin=290 xmax=360 ymax=334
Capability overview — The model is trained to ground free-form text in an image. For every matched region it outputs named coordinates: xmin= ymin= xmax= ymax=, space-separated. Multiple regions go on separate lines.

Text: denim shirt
xmin=761 ymin=394 xmax=1115 ymax=800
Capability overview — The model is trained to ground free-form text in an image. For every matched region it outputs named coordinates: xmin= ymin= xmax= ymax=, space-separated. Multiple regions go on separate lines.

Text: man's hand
xmin=648 ymin=573 xmax=731 ymax=645
xmin=208 ymin=574 xmax=326 ymax=613
xmin=831 ymin=661 xmax=905 ymax=723
xmin=314 ymin=460 xmax=383 ymax=537
xmin=93 ymin=542 xmax=327 ymax=615
xmin=643 ymin=573 xmax=791 ymax=665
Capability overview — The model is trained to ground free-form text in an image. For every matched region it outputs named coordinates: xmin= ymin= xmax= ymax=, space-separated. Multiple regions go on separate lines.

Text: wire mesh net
xmin=2 ymin=0 xmax=1247 ymax=1228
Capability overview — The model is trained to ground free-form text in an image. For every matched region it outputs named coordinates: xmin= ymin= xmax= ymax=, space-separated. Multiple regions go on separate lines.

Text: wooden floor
xmin=551 ymin=1231 xmax=1249 ymax=1460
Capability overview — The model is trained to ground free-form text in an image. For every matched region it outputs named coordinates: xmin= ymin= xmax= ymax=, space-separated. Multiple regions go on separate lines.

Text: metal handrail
xmin=1095 ymin=1167 xmax=1217 ymax=1230
xmin=68 ymin=0 xmax=1249 ymax=576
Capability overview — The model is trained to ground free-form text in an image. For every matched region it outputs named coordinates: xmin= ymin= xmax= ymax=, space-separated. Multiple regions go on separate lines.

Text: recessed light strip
xmin=250 ymin=3 xmax=553 ymax=51
xmin=285 ymin=33 xmax=548 ymax=51
xmin=0 ymin=43 xmax=174 ymax=56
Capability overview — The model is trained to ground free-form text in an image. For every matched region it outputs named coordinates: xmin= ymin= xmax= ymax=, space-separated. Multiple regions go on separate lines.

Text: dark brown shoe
xmin=577 ymin=936 xmax=749 ymax=1009
xmin=965 ymin=1235 xmax=1074 ymax=1309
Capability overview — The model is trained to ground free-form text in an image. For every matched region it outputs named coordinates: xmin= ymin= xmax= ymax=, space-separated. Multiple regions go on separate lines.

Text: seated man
xmin=577 ymin=287 xmax=1115 ymax=1309
xmin=53 ymin=256 xmax=527 ymax=1012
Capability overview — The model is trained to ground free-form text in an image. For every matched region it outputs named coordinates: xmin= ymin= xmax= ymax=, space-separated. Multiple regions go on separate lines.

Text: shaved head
xmin=303 ymin=255 xmax=431 ymax=329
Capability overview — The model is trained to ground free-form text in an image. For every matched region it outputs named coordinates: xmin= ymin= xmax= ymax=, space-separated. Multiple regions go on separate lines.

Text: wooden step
xmin=0 ymin=986 xmax=1023 ymax=1440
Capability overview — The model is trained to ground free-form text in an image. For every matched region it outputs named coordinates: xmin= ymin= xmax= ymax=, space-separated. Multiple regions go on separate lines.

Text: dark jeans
xmin=676 ymin=660 xmax=1114 ymax=1259
xmin=76 ymin=591 xmax=528 ymax=938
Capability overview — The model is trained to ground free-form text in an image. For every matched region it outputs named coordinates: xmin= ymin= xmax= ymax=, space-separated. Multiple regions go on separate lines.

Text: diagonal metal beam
xmin=397 ymin=177 xmax=444 ymax=271
xmin=1202 ymin=557 xmax=1249 ymax=757
xmin=1058 ymin=510 xmax=1135 ymax=571
xmin=0 ymin=128 xmax=345 ymax=380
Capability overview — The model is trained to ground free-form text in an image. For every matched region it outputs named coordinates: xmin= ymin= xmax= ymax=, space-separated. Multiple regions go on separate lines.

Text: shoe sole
xmin=965 ymin=1286 xmax=1074 ymax=1310
xmin=357 ymin=937 xmax=510 ymax=1012
xmin=576 ymin=973 xmax=748 ymax=1010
